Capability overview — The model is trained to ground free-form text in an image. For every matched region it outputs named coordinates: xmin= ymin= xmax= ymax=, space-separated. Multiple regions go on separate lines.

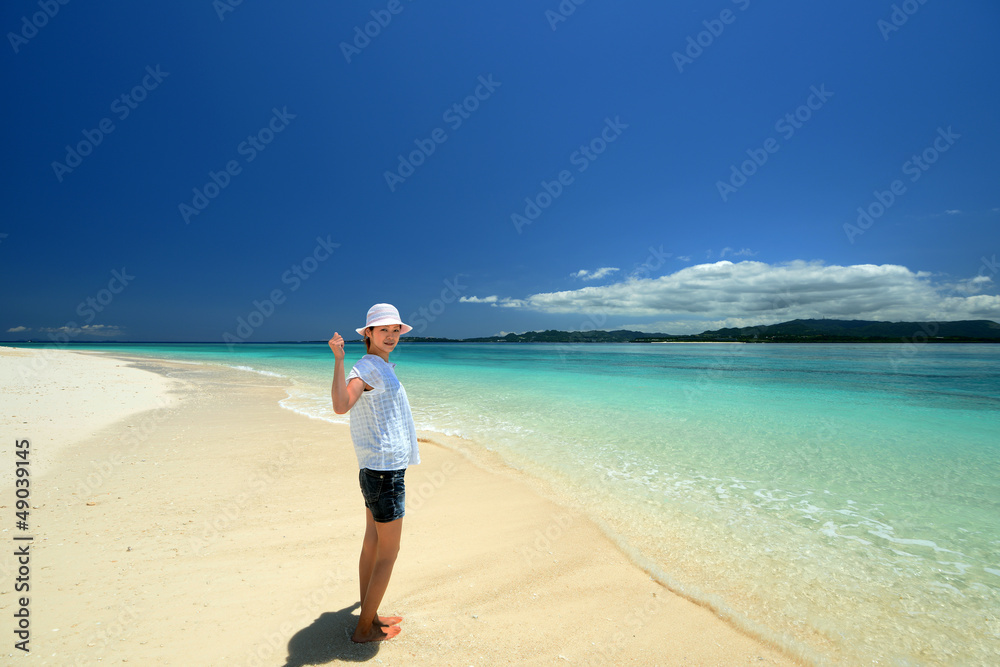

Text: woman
xmin=329 ymin=303 xmax=419 ymax=643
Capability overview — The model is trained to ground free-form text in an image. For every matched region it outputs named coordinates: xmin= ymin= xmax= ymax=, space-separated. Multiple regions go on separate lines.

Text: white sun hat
xmin=355 ymin=303 xmax=412 ymax=336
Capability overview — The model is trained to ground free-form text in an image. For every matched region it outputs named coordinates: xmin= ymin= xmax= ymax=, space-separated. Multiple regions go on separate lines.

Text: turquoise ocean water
xmin=16 ymin=341 xmax=1000 ymax=664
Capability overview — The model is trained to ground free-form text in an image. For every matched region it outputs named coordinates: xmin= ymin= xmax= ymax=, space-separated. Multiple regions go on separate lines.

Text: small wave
xmin=936 ymin=561 xmax=972 ymax=576
xmin=278 ymin=396 xmax=347 ymax=424
xmin=277 ymin=391 xmax=473 ymax=439
xmin=928 ymin=581 xmax=965 ymax=597
xmin=229 ymin=365 xmax=285 ymax=378
xmin=821 ymin=521 xmax=873 ymax=545
xmin=868 ymin=530 xmax=966 ymax=556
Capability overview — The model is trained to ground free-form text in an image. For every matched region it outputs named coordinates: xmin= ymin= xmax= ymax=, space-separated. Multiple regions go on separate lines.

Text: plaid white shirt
xmin=347 ymin=354 xmax=419 ymax=470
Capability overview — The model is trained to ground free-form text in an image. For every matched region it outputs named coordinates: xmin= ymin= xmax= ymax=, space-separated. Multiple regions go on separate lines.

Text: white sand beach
xmin=0 ymin=347 xmax=800 ymax=665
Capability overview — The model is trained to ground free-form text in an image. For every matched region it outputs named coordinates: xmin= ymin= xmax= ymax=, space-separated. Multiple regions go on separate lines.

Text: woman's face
xmin=367 ymin=324 xmax=401 ymax=357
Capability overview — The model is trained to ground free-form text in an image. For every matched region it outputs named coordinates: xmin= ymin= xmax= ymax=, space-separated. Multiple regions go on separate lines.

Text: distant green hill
xmin=461 ymin=329 xmax=658 ymax=343
xmin=396 ymin=319 xmax=1000 ymax=344
xmin=688 ymin=318 xmax=1000 ymax=342
xmin=13 ymin=319 xmax=999 ymax=345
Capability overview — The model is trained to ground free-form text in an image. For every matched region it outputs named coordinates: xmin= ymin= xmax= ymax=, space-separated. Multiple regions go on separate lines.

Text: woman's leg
xmin=353 ymin=515 xmax=403 ymax=642
xmin=358 ymin=508 xmax=378 ymax=603
xmin=358 ymin=509 xmax=403 ymax=629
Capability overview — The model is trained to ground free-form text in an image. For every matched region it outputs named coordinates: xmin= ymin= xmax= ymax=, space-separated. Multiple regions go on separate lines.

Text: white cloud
xmin=945 ymin=209 xmax=962 ymax=215
xmin=571 ymin=267 xmax=619 ymax=281
xmin=459 ymin=295 xmax=498 ymax=304
xmin=38 ymin=324 xmax=124 ymax=338
xmin=949 ymin=275 xmax=993 ymax=295
xmin=6 ymin=326 xmax=29 ymax=333
xmin=719 ymin=247 xmax=756 ymax=259
xmin=463 ymin=260 xmax=1000 ymax=325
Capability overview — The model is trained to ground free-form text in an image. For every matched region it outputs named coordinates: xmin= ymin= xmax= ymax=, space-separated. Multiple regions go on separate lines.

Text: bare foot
xmin=351 ymin=623 xmax=402 ymax=643
xmin=374 ymin=615 xmax=402 ymax=627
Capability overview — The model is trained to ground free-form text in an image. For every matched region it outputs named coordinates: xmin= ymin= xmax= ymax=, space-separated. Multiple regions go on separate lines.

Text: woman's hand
xmin=329 ymin=332 xmax=345 ymax=361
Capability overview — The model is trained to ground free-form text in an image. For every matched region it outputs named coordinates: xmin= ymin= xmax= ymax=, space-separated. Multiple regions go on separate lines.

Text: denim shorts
xmin=359 ymin=468 xmax=406 ymax=523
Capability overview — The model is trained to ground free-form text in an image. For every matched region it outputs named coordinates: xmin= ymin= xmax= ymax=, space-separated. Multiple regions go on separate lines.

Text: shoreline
xmin=0 ymin=346 xmax=185 ymax=477
xmin=1 ymin=347 xmax=802 ymax=665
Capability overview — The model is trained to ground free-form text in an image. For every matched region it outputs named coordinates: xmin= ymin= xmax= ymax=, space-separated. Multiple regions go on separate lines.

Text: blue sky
xmin=3 ymin=0 xmax=998 ymax=342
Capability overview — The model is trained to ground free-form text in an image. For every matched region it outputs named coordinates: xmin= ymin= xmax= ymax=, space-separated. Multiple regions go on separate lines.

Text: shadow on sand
xmin=280 ymin=602 xmax=380 ymax=666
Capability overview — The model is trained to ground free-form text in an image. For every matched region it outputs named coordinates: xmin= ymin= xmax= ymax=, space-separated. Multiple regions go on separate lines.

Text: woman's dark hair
xmin=363 ymin=327 xmax=372 ymax=353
